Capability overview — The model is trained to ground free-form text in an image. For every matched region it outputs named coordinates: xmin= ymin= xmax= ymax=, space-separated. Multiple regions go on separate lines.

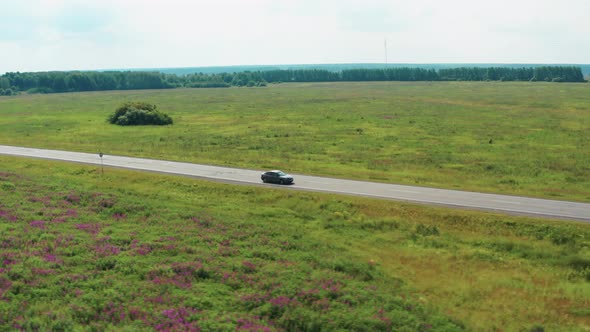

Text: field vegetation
xmin=0 ymin=82 xmax=588 ymax=201
xmin=1 ymin=156 xmax=589 ymax=331
xmin=108 ymin=101 xmax=173 ymax=126
xmin=0 ymin=66 xmax=584 ymax=96
xmin=1 ymin=81 xmax=589 ymax=330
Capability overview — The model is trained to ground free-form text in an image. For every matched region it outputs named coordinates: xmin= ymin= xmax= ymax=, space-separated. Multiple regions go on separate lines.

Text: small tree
xmin=108 ymin=102 xmax=173 ymax=126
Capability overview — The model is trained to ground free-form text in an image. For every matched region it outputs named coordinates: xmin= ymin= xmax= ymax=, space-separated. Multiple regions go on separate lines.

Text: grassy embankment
xmin=0 ymin=157 xmax=589 ymax=331
xmin=0 ymin=81 xmax=588 ymax=201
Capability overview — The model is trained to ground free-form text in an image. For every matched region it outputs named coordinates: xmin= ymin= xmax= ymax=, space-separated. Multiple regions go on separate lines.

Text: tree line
xmin=438 ymin=66 xmax=585 ymax=82
xmin=0 ymin=71 xmax=176 ymax=95
xmin=0 ymin=66 xmax=585 ymax=95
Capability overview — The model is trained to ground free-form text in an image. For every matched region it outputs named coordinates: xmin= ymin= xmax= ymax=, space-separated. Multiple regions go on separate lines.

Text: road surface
xmin=1 ymin=145 xmax=588 ymax=222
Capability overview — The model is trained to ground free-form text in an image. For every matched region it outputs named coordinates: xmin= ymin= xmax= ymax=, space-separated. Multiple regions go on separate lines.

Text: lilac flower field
xmin=0 ymin=169 xmax=460 ymax=331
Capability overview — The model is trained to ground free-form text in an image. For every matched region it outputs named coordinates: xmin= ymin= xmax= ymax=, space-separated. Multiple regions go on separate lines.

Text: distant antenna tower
xmin=384 ymin=39 xmax=388 ymax=64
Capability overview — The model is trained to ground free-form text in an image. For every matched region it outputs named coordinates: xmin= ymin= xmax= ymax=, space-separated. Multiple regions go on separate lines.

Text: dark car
xmin=261 ymin=170 xmax=294 ymax=185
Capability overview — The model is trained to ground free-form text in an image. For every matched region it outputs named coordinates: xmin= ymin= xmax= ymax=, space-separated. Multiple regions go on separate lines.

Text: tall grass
xmin=1 ymin=156 xmax=589 ymax=330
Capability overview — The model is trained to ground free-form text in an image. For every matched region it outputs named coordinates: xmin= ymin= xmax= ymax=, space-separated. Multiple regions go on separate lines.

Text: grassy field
xmin=0 ymin=82 xmax=589 ymax=201
xmin=1 ymin=156 xmax=589 ymax=331
xmin=1 ymin=82 xmax=589 ymax=330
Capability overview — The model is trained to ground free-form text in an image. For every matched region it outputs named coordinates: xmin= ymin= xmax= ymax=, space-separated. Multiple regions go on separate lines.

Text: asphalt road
xmin=1 ymin=145 xmax=589 ymax=222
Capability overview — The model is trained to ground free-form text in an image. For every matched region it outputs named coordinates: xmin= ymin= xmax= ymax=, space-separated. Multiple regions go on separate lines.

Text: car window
xmin=277 ymin=171 xmax=286 ymax=176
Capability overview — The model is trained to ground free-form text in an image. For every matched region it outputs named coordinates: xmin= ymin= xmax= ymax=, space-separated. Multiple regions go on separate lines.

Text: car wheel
xmin=279 ymin=179 xmax=284 ymax=185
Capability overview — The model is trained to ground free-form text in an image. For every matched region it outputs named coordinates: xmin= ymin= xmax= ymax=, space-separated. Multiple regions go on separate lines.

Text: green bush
xmin=108 ymin=101 xmax=173 ymax=126
xmin=0 ymin=88 xmax=14 ymax=96
xmin=1 ymin=182 xmax=16 ymax=191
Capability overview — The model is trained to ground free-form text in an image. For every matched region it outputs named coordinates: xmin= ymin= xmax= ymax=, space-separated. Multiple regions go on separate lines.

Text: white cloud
xmin=0 ymin=0 xmax=589 ymax=72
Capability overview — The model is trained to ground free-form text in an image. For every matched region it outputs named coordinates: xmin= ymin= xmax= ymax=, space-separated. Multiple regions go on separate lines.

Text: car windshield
xmin=276 ymin=171 xmax=287 ymax=176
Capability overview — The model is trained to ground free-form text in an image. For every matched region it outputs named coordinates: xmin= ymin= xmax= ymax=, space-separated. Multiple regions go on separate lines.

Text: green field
xmin=1 ymin=156 xmax=589 ymax=331
xmin=0 ymin=81 xmax=589 ymax=201
xmin=1 ymin=82 xmax=589 ymax=330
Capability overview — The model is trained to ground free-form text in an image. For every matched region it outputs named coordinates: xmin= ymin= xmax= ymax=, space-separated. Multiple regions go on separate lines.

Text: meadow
xmin=1 ymin=82 xmax=589 ymax=330
xmin=0 ymin=81 xmax=589 ymax=201
xmin=0 ymin=156 xmax=589 ymax=331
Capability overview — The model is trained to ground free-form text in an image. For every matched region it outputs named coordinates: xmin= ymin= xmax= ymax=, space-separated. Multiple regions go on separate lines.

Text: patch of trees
xmin=258 ymin=66 xmax=584 ymax=83
xmin=0 ymin=71 xmax=176 ymax=94
xmin=0 ymin=66 xmax=585 ymax=96
xmin=341 ymin=68 xmax=439 ymax=81
xmin=0 ymin=77 xmax=15 ymax=95
xmin=438 ymin=66 xmax=584 ymax=82
xmin=108 ymin=102 xmax=173 ymax=126
xmin=259 ymin=69 xmax=340 ymax=82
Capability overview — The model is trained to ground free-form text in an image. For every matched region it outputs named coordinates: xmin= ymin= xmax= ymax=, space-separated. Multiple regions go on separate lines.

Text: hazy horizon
xmin=3 ymin=62 xmax=590 ymax=76
xmin=2 ymin=0 xmax=589 ymax=74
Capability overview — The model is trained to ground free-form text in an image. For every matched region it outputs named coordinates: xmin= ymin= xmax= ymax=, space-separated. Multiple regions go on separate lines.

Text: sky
xmin=1 ymin=0 xmax=589 ymax=73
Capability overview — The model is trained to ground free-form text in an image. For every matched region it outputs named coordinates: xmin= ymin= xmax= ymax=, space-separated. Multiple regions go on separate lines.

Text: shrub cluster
xmin=108 ymin=102 xmax=173 ymax=126
xmin=0 ymin=88 xmax=15 ymax=96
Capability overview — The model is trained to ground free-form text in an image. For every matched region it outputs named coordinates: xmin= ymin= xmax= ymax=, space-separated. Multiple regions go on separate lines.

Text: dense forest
xmin=152 ymin=63 xmax=590 ymax=76
xmin=0 ymin=66 xmax=585 ymax=95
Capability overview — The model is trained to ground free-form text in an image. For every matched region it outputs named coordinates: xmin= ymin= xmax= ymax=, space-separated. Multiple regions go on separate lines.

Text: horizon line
xmin=2 ymin=62 xmax=590 ymax=75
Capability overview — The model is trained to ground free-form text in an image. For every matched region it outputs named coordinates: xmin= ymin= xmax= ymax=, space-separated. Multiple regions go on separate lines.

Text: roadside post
xmin=99 ymin=152 xmax=104 ymax=174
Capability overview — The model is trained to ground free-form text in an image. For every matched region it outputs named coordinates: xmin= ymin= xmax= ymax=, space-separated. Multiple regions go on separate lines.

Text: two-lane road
xmin=1 ymin=145 xmax=588 ymax=222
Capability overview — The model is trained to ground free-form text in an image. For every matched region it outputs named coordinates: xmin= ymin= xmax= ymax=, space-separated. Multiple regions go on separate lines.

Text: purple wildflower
xmin=52 ymin=217 xmax=66 ymax=223
xmin=236 ymin=317 xmax=273 ymax=332
xmin=0 ymin=277 xmax=12 ymax=298
xmin=112 ymin=213 xmax=126 ymax=220
xmin=154 ymin=308 xmax=199 ymax=332
xmin=65 ymin=193 xmax=81 ymax=204
xmin=135 ymin=244 xmax=152 ymax=256
xmin=65 ymin=209 xmax=78 ymax=217
xmin=29 ymin=220 xmax=47 ymax=229
xmin=75 ymin=223 xmax=101 ymax=235
xmin=242 ymin=261 xmax=257 ymax=273
xmin=95 ymin=243 xmax=121 ymax=257
xmin=269 ymin=296 xmax=292 ymax=308
xmin=44 ymin=254 xmax=63 ymax=264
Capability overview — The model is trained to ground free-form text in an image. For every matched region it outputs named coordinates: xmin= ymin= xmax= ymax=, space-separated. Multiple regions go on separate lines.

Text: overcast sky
xmin=1 ymin=0 xmax=588 ymax=73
